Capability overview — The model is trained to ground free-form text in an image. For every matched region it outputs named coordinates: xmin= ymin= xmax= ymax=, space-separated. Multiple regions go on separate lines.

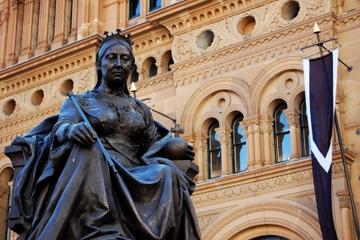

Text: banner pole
xmin=334 ymin=112 xmax=360 ymax=239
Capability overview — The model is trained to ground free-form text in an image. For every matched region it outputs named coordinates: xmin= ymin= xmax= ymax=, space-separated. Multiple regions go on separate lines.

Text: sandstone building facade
xmin=0 ymin=0 xmax=360 ymax=239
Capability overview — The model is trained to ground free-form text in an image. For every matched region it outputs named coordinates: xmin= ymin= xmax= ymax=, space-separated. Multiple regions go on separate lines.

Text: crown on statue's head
xmin=101 ymin=29 xmax=132 ymax=46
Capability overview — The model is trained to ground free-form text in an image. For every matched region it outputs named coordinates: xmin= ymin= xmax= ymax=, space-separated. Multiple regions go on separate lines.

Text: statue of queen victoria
xmin=6 ymin=30 xmax=201 ymax=240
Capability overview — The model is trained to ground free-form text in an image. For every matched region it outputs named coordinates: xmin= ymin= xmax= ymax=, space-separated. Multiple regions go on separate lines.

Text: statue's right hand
xmin=67 ymin=122 xmax=97 ymax=145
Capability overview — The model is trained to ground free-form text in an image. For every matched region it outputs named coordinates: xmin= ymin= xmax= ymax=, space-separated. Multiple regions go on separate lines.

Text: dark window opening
xmin=129 ymin=0 xmax=141 ymax=19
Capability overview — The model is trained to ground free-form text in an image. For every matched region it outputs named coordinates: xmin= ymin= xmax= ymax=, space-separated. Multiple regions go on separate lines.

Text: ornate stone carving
xmin=337 ymin=192 xmax=350 ymax=209
xmin=197 ymin=212 xmax=221 ymax=231
xmin=284 ymin=109 xmax=300 ymax=127
xmin=193 ymin=161 xmax=346 ymax=207
xmin=260 ymin=119 xmax=273 ymax=134
xmin=281 ymin=191 xmax=317 ymax=213
xmin=215 ymin=128 xmax=231 ymax=145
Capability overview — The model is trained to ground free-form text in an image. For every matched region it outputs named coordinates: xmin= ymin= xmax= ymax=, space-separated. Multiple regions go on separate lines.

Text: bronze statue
xmin=6 ymin=31 xmax=201 ymax=240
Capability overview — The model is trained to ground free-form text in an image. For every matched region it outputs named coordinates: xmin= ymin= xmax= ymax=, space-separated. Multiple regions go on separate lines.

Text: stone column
xmin=119 ymin=0 xmax=128 ymax=28
xmin=7 ymin=2 xmax=19 ymax=64
xmin=253 ymin=120 xmax=262 ymax=169
xmin=0 ymin=4 xmax=9 ymax=68
xmin=156 ymin=61 xmax=163 ymax=74
xmin=68 ymin=0 xmax=78 ymax=42
xmin=137 ymin=68 xmax=144 ymax=82
xmin=52 ymin=0 xmax=67 ymax=48
xmin=337 ymin=192 xmax=353 ymax=240
xmin=194 ymin=134 xmax=207 ymax=180
xmin=35 ymin=0 xmax=51 ymax=54
xmin=260 ymin=118 xmax=273 ymax=166
xmin=336 ymin=0 xmax=344 ymax=15
xmin=243 ymin=120 xmax=255 ymax=170
xmin=216 ymin=127 xmax=231 ymax=176
xmin=19 ymin=0 xmax=35 ymax=61
xmin=77 ymin=0 xmax=89 ymax=39
xmin=285 ymin=110 xmax=300 ymax=159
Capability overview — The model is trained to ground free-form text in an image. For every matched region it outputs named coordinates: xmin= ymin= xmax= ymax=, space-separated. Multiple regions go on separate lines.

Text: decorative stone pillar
xmin=7 ymin=2 xmax=19 ymax=64
xmin=194 ymin=134 xmax=207 ymax=180
xmin=52 ymin=0 xmax=67 ymax=48
xmin=285 ymin=110 xmax=300 ymax=159
xmin=335 ymin=0 xmax=344 ymax=15
xmin=216 ymin=127 xmax=231 ymax=176
xmin=68 ymin=0 xmax=78 ymax=42
xmin=0 ymin=4 xmax=9 ymax=68
xmin=253 ymin=120 xmax=262 ymax=169
xmin=137 ymin=68 xmax=144 ymax=82
xmin=117 ymin=0 xmax=128 ymax=28
xmin=260 ymin=118 xmax=273 ymax=166
xmin=156 ymin=61 xmax=163 ymax=74
xmin=336 ymin=192 xmax=353 ymax=240
xmin=19 ymin=0 xmax=35 ymax=61
xmin=77 ymin=0 xmax=89 ymax=39
xmin=35 ymin=0 xmax=51 ymax=54
xmin=243 ymin=120 xmax=255 ymax=171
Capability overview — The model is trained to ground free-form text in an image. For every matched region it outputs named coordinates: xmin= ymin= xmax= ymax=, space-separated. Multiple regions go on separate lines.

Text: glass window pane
xmin=274 ymin=104 xmax=289 ymax=133
xmin=129 ymin=0 xmax=140 ymax=18
xmin=276 ymin=133 xmax=291 ymax=161
xmin=300 ymin=100 xmax=310 ymax=157
xmin=149 ymin=63 xmax=157 ymax=77
xmin=210 ymin=149 xmax=221 ymax=177
xmin=240 ymin=145 xmax=247 ymax=171
xmin=149 ymin=0 xmax=161 ymax=11
xmin=208 ymin=122 xmax=221 ymax=178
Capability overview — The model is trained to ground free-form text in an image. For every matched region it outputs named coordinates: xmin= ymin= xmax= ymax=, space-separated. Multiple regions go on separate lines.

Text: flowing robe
xmin=8 ymin=91 xmax=200 ymax=240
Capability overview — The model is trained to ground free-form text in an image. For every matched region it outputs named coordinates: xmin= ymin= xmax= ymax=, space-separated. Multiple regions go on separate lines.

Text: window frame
xmin=299 ymin=100 xmax=310 ymax=157
xmin=149 ymin=0 xmax=162 ymax=12
xmin=129 ymin=0 xmax=141 ymax=19
xmin=207 ymin=122 xmax=221 ymax=178
xmin=231 ymin=115 xmax=247 ymax=173
xmin=273 ymin=103 xmax=291 ymax=163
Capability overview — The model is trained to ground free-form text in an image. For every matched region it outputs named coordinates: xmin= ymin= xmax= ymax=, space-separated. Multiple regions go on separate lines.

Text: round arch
xmin=251 ymin=57 xmax=303 ymax=114
xmin=202 ymin=201 xmax=322 ymax=240
xmin=180 ymin=78 xmax=250 ymax=136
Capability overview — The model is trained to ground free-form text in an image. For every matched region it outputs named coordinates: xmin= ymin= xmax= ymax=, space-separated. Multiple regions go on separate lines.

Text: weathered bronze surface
xmin=6 ymin=31 xmax=201 ymax=240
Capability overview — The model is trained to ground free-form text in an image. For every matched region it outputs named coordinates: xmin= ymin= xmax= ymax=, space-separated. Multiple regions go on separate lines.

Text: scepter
xmin=67 ymin=92 xmax=118 ymax=175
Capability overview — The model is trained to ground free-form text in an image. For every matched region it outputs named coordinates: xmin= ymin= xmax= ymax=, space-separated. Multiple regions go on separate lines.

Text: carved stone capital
xmin=337 ymin=192 xmax=350 ymax=209
xmin=260 ymin=119 xmax=273 ymax=134
xmin=284 ymin=109 xmax=300 ymax=127
xmin=194 ymin=133 xmax=207 ymax=150
xmin=215 ymin=128 xmax=231 ymax=144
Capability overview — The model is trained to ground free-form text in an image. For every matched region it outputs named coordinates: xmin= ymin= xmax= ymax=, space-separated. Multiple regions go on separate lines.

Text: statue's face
xmin=99 ymin=43 xmax=133 ymax=90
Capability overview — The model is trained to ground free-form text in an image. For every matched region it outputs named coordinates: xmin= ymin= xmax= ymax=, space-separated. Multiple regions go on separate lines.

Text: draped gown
xmin=9 ymin=90 xmax=201 ymax=240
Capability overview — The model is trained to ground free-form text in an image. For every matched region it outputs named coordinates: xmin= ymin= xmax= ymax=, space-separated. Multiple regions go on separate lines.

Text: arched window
xmin=149 ymin=0 xmax=161 ymax=12
xmin=208 ymin=122 xmax=221 ymax=178
xmin=274 ymin=103 xmax=291 ymax=162
xmin=161 ymin=50 xmax=174 ymax=72
xmin=149 ymin=60 xmax=157 ymax=77
xmin=131 ymin=64 xmax=139 ymax=82
xmin=300 ymin=100 xmax=310 ymax=157
xmin=129 ymin=0 xmax=141 ymax=19
xmin=232 ymin=116 xmax=247 ymax=173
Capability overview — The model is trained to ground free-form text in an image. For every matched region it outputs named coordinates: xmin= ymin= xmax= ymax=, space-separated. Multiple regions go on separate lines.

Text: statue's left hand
xmin=161 ymin=138 xmax=195 ymax=161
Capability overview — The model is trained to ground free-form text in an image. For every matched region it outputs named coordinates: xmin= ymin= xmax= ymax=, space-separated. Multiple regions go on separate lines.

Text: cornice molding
xmin=191 ymin=152 xmax=353 ymax=207
xmin=0 ymin=47 xmax=97 ymax=100
xmin=0 ymin=35 xmax=99 ymax=78
xmin=335 ymin=9 xmax=360 ymax=33
xmin=172 ymin=14 xmax=333 ymax=71
xmin=137 ymin=71 xmax=174 ymax=96
xmin=149 ymin=0 xmax=277 ymax=36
